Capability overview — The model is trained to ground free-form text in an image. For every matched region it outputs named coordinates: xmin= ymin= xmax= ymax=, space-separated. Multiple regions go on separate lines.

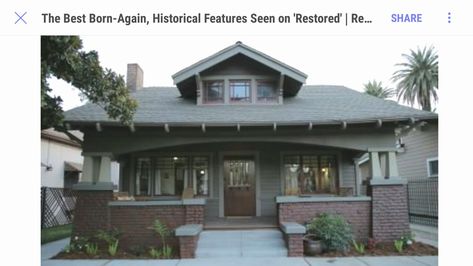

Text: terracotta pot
xmin=303 ymin=234 xmax=325 ymax=255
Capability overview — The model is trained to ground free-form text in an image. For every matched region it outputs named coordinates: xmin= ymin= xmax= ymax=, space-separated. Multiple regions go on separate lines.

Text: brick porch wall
xmin=185 ymin=205 xmax=204 ymax=224
xmin=109 ymin=205 xmax=186 ymax=250
xmin=284 ymin=234 xmax=304 ymax=257
xmin=371 ymin=184 xmax=410 ymax=241
xmin=178 ymin=235 xmax=199 ymax=258
xmin=278 ymin=201 xmax=371 ymax=241
xmin=72 ymin=190 xmax=113 ymax=237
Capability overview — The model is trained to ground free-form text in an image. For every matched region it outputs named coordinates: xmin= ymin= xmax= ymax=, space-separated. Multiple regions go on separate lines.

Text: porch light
xmin=200 ymin=170 xmax=205 ymax=175
xmin=173 ymin=156 xmax=179 ymax=161
xmin=321 ymin=168 xmax=327 ymax=173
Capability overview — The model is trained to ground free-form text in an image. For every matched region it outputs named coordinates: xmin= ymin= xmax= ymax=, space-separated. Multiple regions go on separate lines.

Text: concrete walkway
xmin=410 ymin=223 xmax=438 ymax=248
xmin=42 ymin=238 xmax=438 ymax=266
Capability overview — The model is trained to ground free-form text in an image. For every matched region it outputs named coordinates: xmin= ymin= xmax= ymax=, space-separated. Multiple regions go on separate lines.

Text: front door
xmin=223 ymin=157 xmax=256 ymax=216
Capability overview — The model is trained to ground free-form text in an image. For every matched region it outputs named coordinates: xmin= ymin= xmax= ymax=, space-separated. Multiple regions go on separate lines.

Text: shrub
xmin=85 ymin=243 xmax=98 ymax=256
xmin=394 ymin=239 xmax=404 ymax=253
xmin=108 ymin=240 xmax=119 ymax=256
xmin=149 ymin=247 xmax=162 ymax=259
xmin=153 ymin=219 xmax=173 ymax=258
xmin=306 ymin=213 xmax=353 ymax=252
xmin=401 ymin=232 xmax=415 ymax=246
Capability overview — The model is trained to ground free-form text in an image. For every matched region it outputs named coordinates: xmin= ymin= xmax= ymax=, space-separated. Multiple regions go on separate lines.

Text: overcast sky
xmin=49 ymin=35 xmax=437 ymax=111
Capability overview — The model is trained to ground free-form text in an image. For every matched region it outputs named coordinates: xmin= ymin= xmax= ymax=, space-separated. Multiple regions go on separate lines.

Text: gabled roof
xmin=172 ymin=41 xmax=308 ymax=84
xmin=64 ymin=85 xmax=437 ymax=127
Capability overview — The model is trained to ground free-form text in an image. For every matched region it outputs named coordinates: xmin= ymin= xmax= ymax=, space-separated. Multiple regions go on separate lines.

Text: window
xmin=135 ymin=156 xmax=210 ymax=196
xmin=427 ymin=157 xmax=438 ymax=177
xmin=203 ymin=80 xmax=224 ymax=103
xmin=283 ymin=154 xmax=338 ymax=195
xmin=230 ymin=79 xmax=251 ymax=102
xmin=257 ymin=80 xmax=278 ymax=102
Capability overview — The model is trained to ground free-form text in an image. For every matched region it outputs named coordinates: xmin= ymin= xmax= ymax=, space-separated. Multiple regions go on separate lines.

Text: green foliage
xmin=41 ymin=224 xmax=73 ymax=244
xmin=108 ymin=240 xmax=119 ymax=256
xmin=363 ymin=80 xmax=394 ymax=99
xmin=352 ymin=240 xmax=365 ymax=254
xmin=85 ymin=243 xmax=98 ymax=256
xmin=70 ymin=235 xmax=89 ymax=252
xmin=152 ymin=219 xmax=173 ymax=258
xmin=306 ymin=213 xmax=353 ymax=252
xmin=162 ymin=245 xmax=173 ymax=259
xmin=394 ymin=239 xmax=404 ymax=253
xmin=392 ymin=46 xmax=438 ymax=111
xmin=149 ymin=247 xmax=162 ymax=259
xmin=63 ymin=244 xmax=73 ymax=253
xmin=401 ymin=232 xmax=415 ymax=246
xmin=96 ymin=228 xmax=121 ymax=246
xmin=41 ymin=36 xmax=137 ymax=129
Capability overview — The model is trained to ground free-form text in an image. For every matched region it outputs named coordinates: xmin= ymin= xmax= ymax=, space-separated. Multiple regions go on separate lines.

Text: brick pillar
xmin=286 ymin=234 xmax=304 ymax=257
xmin=72 ymin=189 xmax=113 ymax=237
xmin=370 ymin=183 xmax=410 ymax=242
xmin=178 ymin=235 xmax=199 ymax=258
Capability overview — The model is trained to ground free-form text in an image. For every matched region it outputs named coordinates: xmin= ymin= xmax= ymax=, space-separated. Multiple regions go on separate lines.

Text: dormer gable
xmin=172 ymin=42 xmax=307 ymax=105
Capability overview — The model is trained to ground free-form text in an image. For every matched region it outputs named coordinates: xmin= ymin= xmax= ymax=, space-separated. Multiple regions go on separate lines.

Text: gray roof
xmin=64 ymin=85 xmax=437 ymax=127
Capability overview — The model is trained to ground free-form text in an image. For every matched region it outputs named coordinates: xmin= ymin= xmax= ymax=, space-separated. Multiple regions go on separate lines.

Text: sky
xmin=49 ymin=35 xmax=437 ymax=111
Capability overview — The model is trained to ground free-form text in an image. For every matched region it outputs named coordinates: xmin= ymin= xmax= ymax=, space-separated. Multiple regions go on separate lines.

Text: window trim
xmin=200 ymin=75 xmax=280 ymax=105
xmin=256 ymin=79 xmax=278 ymax=103
xmin=229 ymin=79 xmax=252 ymax=103
xmin=426 ymin=157 xmax=438 ymax=178
xmin=203 ymin=79 xmax=225 ymax=104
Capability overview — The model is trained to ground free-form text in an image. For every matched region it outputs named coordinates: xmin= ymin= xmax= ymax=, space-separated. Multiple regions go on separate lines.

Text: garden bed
xmin=54 ymin=250 xmax=178 ymax=260
xmin=315 ymin=241 xmax=437 ymax=257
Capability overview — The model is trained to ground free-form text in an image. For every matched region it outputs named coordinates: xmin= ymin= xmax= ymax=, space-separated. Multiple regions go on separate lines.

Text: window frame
xmin=203 ymin=80 xmax=225 ymax=104
xmin=131 ymin=152 xmax=213 ymax=198
xmin=426 ymin=157 xmax=438 ymax=178
xmin=280 ymin=151 xmax=342 ymax=196
xmin=256 ymin=79 xmax=278 ymax=103
xmin=229 ymin=79 xmax=252 ymax=103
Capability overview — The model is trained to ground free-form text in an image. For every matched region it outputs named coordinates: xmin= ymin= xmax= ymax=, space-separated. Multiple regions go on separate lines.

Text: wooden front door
xmin=223 ymin=157 xmax=256 ymax=217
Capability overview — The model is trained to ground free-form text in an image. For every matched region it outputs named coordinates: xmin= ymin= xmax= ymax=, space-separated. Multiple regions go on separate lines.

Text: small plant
xmin=352 ymin=240 xmax=365 ymax=254
xmin=108 ymin=240 xmax=119 ymax=256
xmin=85 ymin=243 xmax=98 ymax=256
xmin=306 ymin=213 xmax=353 ymax=252
xmin=63 ymin=244 xmax=73 ymax=253
xmin=70 ymin=235 xmax=89 ymax=252
xmin=162 ymin=245 xmax=173 ymax=259
xmin=96 ymin=228 xmax=121 ymax=246
xmin=153 ymin=219 xmax=173 ymax=258
xmin=401 ymin=232 xmax=415 ymax=246
xmin=394 ymin=239 xmax=404 ymax=253
xmin=149 ymin=247 xmax=162 ymax=259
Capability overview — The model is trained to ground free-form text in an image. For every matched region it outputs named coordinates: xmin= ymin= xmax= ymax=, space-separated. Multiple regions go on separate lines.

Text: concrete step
xmin=196 ymin=229 xmax=288 ymax=258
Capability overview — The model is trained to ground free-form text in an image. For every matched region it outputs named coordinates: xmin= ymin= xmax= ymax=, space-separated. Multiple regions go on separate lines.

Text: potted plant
xmin=303 ymin=234 xmax=325 ymax=255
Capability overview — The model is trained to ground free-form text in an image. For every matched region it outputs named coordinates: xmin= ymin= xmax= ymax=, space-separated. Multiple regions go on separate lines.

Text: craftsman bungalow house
xmin=64 ymin=42 xmax=437 ymax=257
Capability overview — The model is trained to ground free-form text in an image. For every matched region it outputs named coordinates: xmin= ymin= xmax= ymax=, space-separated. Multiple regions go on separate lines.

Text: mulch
xmin=315 ymin=241 xmax=437 ymax=257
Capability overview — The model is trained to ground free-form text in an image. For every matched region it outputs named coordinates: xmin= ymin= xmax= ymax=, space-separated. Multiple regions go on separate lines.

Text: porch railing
xmin=407 ymin=178 xmax=438 ymax=227
xmin=41 ymin=187 xmax=79 ymax=228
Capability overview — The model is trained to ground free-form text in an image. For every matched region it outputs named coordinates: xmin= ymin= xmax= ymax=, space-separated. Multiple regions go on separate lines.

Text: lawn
xmin=41 ymin=224 xmax=73 ymax=244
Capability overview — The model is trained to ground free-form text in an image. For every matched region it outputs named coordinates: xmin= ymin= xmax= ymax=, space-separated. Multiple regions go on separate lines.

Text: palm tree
xmin=392 ymin=46 xmax=438 ymax=111
xmin=363 ymin=80 xmax=394 ymax=99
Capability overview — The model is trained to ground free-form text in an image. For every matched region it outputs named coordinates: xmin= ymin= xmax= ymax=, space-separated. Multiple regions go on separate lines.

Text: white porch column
xmin=81 ymin=156 xmax=94 ymax=183
xmin=98 ymin=155 xmax=112 ymax=183
xmin=369 ymin=151 xmax=383 ymax=180
xmin=386 ymin=151 xmax=400 ymax=179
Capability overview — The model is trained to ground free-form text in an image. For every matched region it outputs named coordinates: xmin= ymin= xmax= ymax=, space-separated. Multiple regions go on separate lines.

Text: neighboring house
xmin=41 ymin=128 xmax=120 ymax=190
xmin=63 ymin=42 xmax=437 ymax=257
xmin=397 ymin=122 xmax=438 ymax=180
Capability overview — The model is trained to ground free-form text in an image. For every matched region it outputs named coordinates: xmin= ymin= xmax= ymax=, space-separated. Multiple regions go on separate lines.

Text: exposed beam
xmin=341 ymin=121 xmax=347 ymax=130
xmin=164 ymin=123 xmax=170 ymax=133
xmin=308 ymin=122 xmax=313 ymax=131
xmin=201 ymin=123 xmax=206 ymax=133
xmin=95 ymin=122 xmax=102 ymax=132
xmin=196 ymin=73 xmax=203 ymax=105
xmin=375 ymin=119 xmax=382 ymax=128
xmin=273 ymin=122 xmax=277 ymax=131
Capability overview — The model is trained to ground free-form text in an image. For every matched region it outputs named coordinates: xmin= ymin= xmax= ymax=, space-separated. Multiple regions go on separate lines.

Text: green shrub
xmin=153 ymin=219 xmax=173 ymax=258
xmin=149 ymin=247 xmax=162 ymax=259
xmin=394 ymin=239 xmax=404 ymax=253
xmin=306 ymin=213 xmax=353 ymax=252
xmin=108 ymin=240 xmax=119 ymax=256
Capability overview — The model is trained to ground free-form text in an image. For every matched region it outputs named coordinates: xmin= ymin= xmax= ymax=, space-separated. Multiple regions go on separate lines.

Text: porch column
xmin=72 ymin=153 xmax=114 ymax=238
xmin=369 ymin=151 xmax=383 ymax=180
xmin=368 ymin=149 xmax=409 ymax=242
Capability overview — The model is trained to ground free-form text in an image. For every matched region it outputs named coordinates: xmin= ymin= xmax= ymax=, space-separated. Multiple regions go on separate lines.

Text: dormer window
xmin=257 ymin=80 xmax=278 ymax=103
xmin=203 ymin=80 xmax=224 ymax=103
xmin=230 ymin=80 xmax=251 ymax=103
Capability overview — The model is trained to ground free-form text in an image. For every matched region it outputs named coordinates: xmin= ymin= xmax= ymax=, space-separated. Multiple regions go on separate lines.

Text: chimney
xmin=126 ymin=63 xmax=144 ymax=91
